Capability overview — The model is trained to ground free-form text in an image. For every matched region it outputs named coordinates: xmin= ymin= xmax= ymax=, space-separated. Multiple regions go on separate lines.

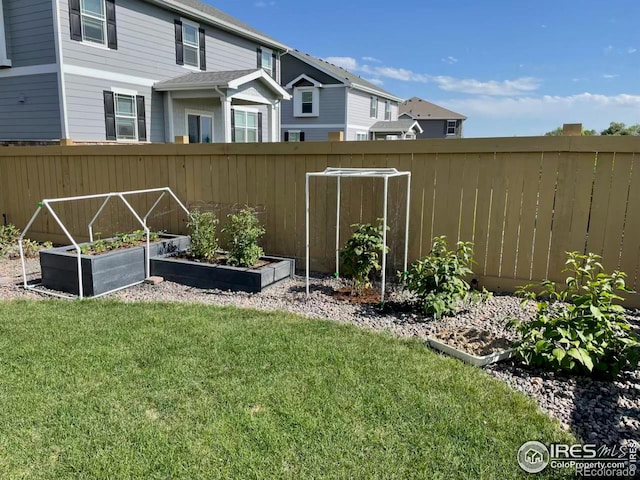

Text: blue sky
xmin=211 ymin=0 xmax=639 ymax=137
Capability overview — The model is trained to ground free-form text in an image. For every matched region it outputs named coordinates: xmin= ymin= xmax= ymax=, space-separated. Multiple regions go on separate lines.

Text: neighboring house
xmin=0 ymin=0 xmax=290 ymax=144
xmin=280 ymin=50 xmax=419 ymax=142
xmin=398 ymin=97 xmax=467 ymax=139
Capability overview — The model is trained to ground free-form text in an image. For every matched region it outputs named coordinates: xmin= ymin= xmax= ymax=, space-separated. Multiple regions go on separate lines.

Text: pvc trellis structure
xmin=306 ymin=167 xmax=411 ymax=302
xmin=19 ymin=187 xmax=191 ymax=299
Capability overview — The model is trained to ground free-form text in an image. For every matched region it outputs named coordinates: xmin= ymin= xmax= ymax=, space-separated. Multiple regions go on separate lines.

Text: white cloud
xmin=628 ymin=48 xmax=637 ymax=54
xmin=443 ymin=93 xmax=640 ymax=137
xmin=362 ymin=56 xmax=381 ymax=63
xmin=602 ymin=74 xmax=619 ymax=79
xmin=365 ymin=77 xmax=385 ymax=87
xmin=254 ymin=0 xmax=275 ymax=6
xmin=604 ymin=45 xmax=614 ymax=55
xmin=323 ymin=56 xmax=358 ymax=70
xmin=441 ymin=56 xmax=458 ymax=65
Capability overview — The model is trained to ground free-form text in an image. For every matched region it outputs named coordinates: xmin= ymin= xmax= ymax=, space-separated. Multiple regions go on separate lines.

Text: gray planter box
xmin=151 ymin=255 xmax=295 ymax=293
xmin=40 ymin=234 xmax=190 ymax=297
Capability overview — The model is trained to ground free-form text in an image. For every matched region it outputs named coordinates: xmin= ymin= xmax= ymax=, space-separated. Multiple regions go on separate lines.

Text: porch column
xmin=223 ymin=97 xmax=233 ymax=143
xmin=269 ymin=102 xmax=278 ymax=142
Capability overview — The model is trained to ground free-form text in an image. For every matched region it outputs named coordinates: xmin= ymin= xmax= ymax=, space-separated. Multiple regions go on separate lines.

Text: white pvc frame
xmin=306 ymin=167 xmax=411 ymax=302
xmin=19 ymin=187 xmax=191 ymax=299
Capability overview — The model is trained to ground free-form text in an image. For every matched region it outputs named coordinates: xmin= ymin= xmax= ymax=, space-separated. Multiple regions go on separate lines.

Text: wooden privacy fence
xmin=1 ymin=136 xmax=639 ymax=306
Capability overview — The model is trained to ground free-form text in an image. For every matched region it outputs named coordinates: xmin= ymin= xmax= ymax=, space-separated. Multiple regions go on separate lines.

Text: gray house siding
xmin=281 ymin=86 xmax=345 ymax=126
xmin=281 ymin=128 xmax=334 ymax=142
xmin=280 ymin=54 xmax=341 ymax=86
xmin=4 ymin=0 xmax=56 ymax=67
xmin=415 ymin=119 xmax=463 ymax=139
xmin=58 ymin=0 xmax=272 ymax=83
xmin=0 ymin=73 xmax=61 ymax=140
xmin=64 ymin=74 xmax=157 ymax=142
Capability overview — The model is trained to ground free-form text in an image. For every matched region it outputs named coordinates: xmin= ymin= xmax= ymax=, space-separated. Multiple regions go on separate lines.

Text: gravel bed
xmin=1 ymin=257 xmax=638 ymax=447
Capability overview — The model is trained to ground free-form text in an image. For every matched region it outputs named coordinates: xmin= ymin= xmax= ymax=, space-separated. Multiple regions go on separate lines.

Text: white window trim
xmin=233 ymin=106 xmax=260 ymax=143
xmin=185 ymin=108 xmax=214 ymax=143
xmin=370 ymin=97 xmax=378 ymax=119
xmin=293 ymin=86 xmax=319 ymax=118
xmin=0 ymin=0 xmax=11 ymax=67
xmin=384 ymin=101 xmax=391 ymax=121
xmin=355 ymin=131 xmax=368 ymax=141
xmin=112 ymin=89 xmax=138 ymax=142
xmin=287 ymin=130 xmax=301 ymax=142
xmin=446 ymin=120 xmax=457 ymax=136
xmin=80 ymin=0 xmax=108 ymax=47
xmin=261 ymin=46 xmax=273 ymax=77
xmin=181 ymin=18 xmax=200 ymax=71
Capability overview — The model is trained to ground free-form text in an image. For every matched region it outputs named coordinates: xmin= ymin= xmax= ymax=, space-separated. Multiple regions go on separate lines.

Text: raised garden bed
xmin=40 ymin=234 xmax=190 ymax=297
xmin=427 ymin=328 xmax=514 ymax=367
xmin=151 ymin=254 xmax=295 ymax=293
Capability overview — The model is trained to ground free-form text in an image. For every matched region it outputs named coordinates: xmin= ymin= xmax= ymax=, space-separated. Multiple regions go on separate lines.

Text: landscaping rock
xmin=0 ymin=276 xmax=13 ymax=287
xmin=145 ymin=276 xmax=164 ymax=285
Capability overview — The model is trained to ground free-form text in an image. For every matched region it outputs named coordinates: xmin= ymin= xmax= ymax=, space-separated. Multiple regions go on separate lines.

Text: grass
xmin=0 ymin=300 xmax=573 ymax=479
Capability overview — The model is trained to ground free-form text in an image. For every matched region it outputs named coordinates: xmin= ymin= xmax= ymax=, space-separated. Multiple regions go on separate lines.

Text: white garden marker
xmin=305 ymin=167 xmax=411 ymax=302
xmin=19 ymin=187 xmax=191 ymax=299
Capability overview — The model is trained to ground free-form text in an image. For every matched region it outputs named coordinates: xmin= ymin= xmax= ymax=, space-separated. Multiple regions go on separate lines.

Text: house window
xmin=294 ymin=87 xmax=319 ymax=117
xmin=183 ymin=22 xmax=199 ymax=68
xmin=446 ymin=120 xmax=457 ymax=135
xmin=187 ymin=113 xmax=213 ymax=143
xmin=261 ymin=48 xmax=273 ymax=76
xmin=114 ymin=93 xmax=137 ymax=140
xmin=287 ymin=131 xmax=301 ymax=142
xmin=234 ymin=109 xmax=259 ymax=143
xmin=385 ymin=101 xmax=391 ymax=121
xmin=80 ymin=0 xmax=106 ymax=45
xmin=370 ymin=97 xmax=378 ymax=118
xmin=356 ymin=132 xmax=368 ymax=141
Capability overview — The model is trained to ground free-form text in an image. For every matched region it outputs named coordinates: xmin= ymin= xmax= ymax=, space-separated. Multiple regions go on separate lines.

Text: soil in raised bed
xmin=431 ymin=327 xmax=512 ymax=356
xmin=67 ymin=233 xmax=165 ymax=256
xmin=171 ymin=252 xmax=277 ymax=270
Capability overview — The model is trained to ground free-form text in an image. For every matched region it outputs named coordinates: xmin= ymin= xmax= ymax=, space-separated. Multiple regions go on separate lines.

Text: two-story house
xmin=398 ymin=97 xmax=466 ymax=139
xmin=0 ymin=0 xmax=290 ymax=144
xmin=280 ymin=50 xmax=421 ymax=142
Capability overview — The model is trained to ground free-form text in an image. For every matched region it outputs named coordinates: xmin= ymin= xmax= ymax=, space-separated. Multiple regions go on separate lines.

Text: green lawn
xmin=0 ymin=300 xmax=572 ymax=479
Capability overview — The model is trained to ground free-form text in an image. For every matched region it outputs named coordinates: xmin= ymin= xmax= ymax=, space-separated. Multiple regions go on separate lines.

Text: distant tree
xmin=544 ymin=126 xmax=598 ymax=136
xmin=600 ymin=122 xmax=640 ymax=136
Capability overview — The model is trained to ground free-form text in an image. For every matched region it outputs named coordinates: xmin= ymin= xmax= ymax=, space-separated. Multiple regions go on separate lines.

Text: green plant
xmin=0 ymin=223 xmax=51 ymax=258
xmin=509 ymin=252 xmax=640 ymax=378
xmin=222 ymin=207 xmax=265 ymax=267
xmin=340 ymin=220 xmax=388 ymax=294
xmin=401 ymin=236 xmax=487 ymax=318
xmin=187 ymin=210 xmax=220 ymax=262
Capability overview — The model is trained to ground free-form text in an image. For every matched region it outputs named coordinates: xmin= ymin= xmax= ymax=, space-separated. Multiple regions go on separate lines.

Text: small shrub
xmin=402 ymin=236 xmax=487 ymax=318
xmin=509 ymin=252 xmax=640 ymax=378
xmin=340 ymin=220 xmax=388 ymax=294
xmin=187 ymin=210 xmax=219 ymax=262
xmin=0 ymin=223 xmax=51 ymax=259
xmin=222 ymin=207 xmax=264 ymax=267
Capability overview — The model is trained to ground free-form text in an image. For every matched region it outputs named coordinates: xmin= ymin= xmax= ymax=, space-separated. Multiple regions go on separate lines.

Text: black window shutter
xmin=300 ymin=132 xmax=305 ymax=142
xmin=136 ymin=95 xmax=146 ymax=141
xmin=105 ymin=0 xmax=117 ymax=49
xmin=103 ymin=91 xmax=116 ymax=140
xmin=257 ymin=112 xmax=263 ymax=143
xmin=198 ymin=28 xmax=206 ymax=71
xmin=174 ymin=20 xmax=184 ymax=65
xmin=230 ymin=109 xmax=236 ymax=142
xmin=257 ymin=47 xmax=262 ymax=68
xmin=444 ymin=120 xmax=448 ymax=136
xmin=284 ymin=132 xmax=289 ymax=142
xmin=271 ymin=52 xmax=277 ymax=78
xmin=69 ymin=0 xmax=82 ymax=41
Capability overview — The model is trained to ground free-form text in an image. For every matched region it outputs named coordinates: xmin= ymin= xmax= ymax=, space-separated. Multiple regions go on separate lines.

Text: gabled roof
xmin=146 ymin=0 xmax=288 ymax=50
xmin=154 ymin=69 xmax=291 ymax=99
xmin=285 ymin=50 xmax=402 ymax=102
xmin=370 ymin=119 xmax=423 ymax=134
xmin=399 ymin=97 xmax=467 ymax=120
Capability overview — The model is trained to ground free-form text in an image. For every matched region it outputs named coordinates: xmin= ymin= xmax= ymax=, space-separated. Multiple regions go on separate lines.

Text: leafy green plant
xmin=509 ymin=252 xmax=640 ymax=378
xmin=222 ymin=207 xmax=265 ymax=267
xmin=187 ymin=210 xmax=219 ymax=262
xmin=340 ymin=220 xmax=388 ymax=294
xmin=401 ymin=236 xmax=487 ymax=318
xmin=0 ymin=223 xmax=51 ymax=258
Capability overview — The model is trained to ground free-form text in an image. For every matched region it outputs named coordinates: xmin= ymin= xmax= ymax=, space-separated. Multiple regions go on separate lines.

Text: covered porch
xmin=154 ymin=69 xmax=291 ymax=143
